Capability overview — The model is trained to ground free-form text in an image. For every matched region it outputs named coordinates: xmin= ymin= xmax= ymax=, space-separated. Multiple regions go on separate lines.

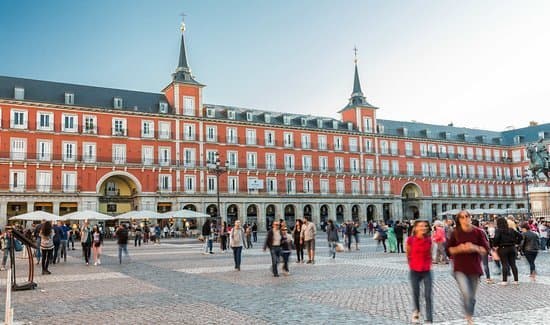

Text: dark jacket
xmin=201 ymin=222 xmax=211 ymax=236
xmin=327 ymin=224 xmax=339 ymax=242
xmin=263 ymin=229 xmax=283 ymax=250
xmin=493 ymin=229 xmax=522 ymax=247
xmin=521 ymin=231 xmax=540 ymax=252
xmin=394 ymin=224 xmax=404 ymax=239
xmin=116 ymin=227 xmax=129 ymax=245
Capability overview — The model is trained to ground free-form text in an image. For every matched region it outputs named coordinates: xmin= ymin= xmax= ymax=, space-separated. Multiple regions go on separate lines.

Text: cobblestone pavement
xmin=1 ymin=234 xmax=549 ymax=324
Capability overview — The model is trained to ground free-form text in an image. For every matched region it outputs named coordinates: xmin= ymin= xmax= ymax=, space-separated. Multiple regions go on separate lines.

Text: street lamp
xmin=207 ymin=152 xmax=228 ymax=224
xmin=524 ymin=169 xmax=532 ymax=218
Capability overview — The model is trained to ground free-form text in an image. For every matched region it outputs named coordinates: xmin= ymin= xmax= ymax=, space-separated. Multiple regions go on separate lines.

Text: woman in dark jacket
xmin=520 ymin=222 xmax=539 ymax=281
xmin=292 ymin=219 xmax=304 ymax=263
xmin=493 ymin=217 xmax=522 ymax=285
xmin=327 ymin=220 xmax=339 ymax=259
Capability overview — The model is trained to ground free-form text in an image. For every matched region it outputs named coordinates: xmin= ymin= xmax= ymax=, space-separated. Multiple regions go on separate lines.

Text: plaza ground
xmin=1 ymin=234 xmax=549 ymax=324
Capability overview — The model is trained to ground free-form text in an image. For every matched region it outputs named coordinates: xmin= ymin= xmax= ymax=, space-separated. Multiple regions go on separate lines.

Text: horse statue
xmin=526 ymin=139 xmax=550 ymax=181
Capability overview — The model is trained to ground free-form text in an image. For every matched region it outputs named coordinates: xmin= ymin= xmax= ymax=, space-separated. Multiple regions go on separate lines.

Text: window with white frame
xmin=285 ymin=154 xmax=295 ymax=171
xmin=382 ymin=160 xmax=390 ymax=175
xmin=419 ymin=143 xmax=427 ymax=157
xmin=10 ymin=170 xmax=25 ymax=192
xmin=246 ymin=129 xmax=256 ymax=145
xmin=112 ymin=118 xmax=126 ymax=136
xmin=267 ymin=177 xmax=277 ymax=194
xmin=319 ymin=156 xmax=328 ymax=172
xmin=206 ymin=151 xmax=217 ymax=165
xmin=14 ymin=87 xmax=24 ymax=100
xmin=37 ymin=112 xmax=53 ymax=131
xmin=405 ymin=142 xmax=413 ymax=156
xmin=488 ymin=185 xmax=495 ymax=197
xmin=113 ymin=97 xmax=123 ymax=109
xmin=421 ymin=163 xmax=429 ymax=177
xmin=264 ymin=113 xmax=271 ymax=123
xmin=513 ymin=167 xmax=522 ymax=179
xmin=62 ymin=141 xmax=77 ymax=162
xmin=301 ymin=133 xmax=311 ymax=149
xmin=283 ymin=115 xmax=291 ymax=125
xmin=441 ymin=183 xmax=448 ymax=196
xmin=206 ymin=108 xmax=215 ymax=118
xmin=459 ymin=165 xmax=467 ymax=178
xmin=514 ymin=185 xmax=523 ymax=198
xmin=486 ymin=166 xmax=493 ymax=179
xmin=449 ymin=164 xmax=457 ymax=178
xmin=206 ymin=126 xmax=217 ymax=142
xmin=448 ymin=145 xmax=455 ymax=158
xmin=351 ymin=158 xmax=360 ymax=173
xmin=284 ymin=132 xmax=293 ymax=147
xmin=246 ymin=112 xmax=253 ymax=121
xmin=439 ymin=145 xmax=447 ymax=157
xmin=352 ymin=180 xmax=360 ymax=195
xmin=512 ymin=150 xmax=522 ymax=162
xmin=495 ymin=167 xmax=502 ymax=180
xmin=265 ymin=153 xmax=276 ymax=170
xmin=302 ymin=155 xmax=312 ymax=172
xmin=468 ymin=165 xmax=475 ymax=178
xmin=62 ymin=172 xmax=77 ymax=193
xmin=363 ymin=117 xmax=373 ymax=133
xmin=484 ymin=149 xmax=492 ymax=161
xmin=336 ymin=180 xmax=345 ymax=195
xmin=349 ymin=138 xmax=358 ymax=152
xmin=62 ymin=114 xmax=78 ymax=133
xmin=227 ymin=127 xmax=238 ymax=144
xmin=407 ymin=162 xmax=414 ymax=176
xmin=159 ymin=174 xmax=172 ymax=192
xmin=184 ymin=175 xmax=195 ymax=193
xmin=379 ymin=140 xmax=389 ymax=155
xmin=461 ymin=184 xmax=468 ymax=197
xmin=439 ymin=163 xmax=447 ymax=177
xmin=367 ymin=181 xmax=375 ymax=195
xmin=364 ymin=138 xmax=372 ymax=153
xmin=428 ymin=144 xmax=437 ymax=156
xmin=466 ymin=147 xmax=474 ymax=160
xmin=228 ymin=176 xmax=238 ymax=194
xmin=183 ymin=96 xmax=195 ymax=116
xmin=10 ymin=138 xmax=26 ymax=160
xmin=37 ymin=140 xmax=52 ymax=161
xmin=470 ymin=184 xmax=477 ymax=197
xmin=451 ymin=184 xmax=459 ymax=195
xmin=286 ymin=178 xmax=296 ymax=194
xmin=142 ymin=146 xmax=153 ymax=165
xmin=493 ymin=149 xmax=500 ymax=162
xmin=431 ymin=183 xmax=439 ymax=197
xmin=303 ymin=178 xmax=314 ymax=194
xmin=335 ymin=157 xmax=344 ymax=173
xmin=457 ymin=146 xmax=465 ymax=159
xmin=247 ymin=152 xmax=257 ymax=169
xmin=207 ymin=176 xmax=217 ymax=194
xmin=11 ymin=110 xmax=27 ymax=129
xmin=382 ymin=181 xmax=391 ymax=195
xmin=82 ymin=142 xmax=96 ymax=163
xmin=265 ymin=130 xmax=275 ymax=146
xmin=159 ymin=147 xmax=171 ymax=166
xmin=318 ymin=135 xmax=327 ymax=150
xmin=390 ymin=141 xmax=398 ymax=155
xmin=247 ymin=177 xmax=260 ymax=194
xmin=320 ymin=179 xmax=329 ymax=194
xmin=392 ymin=160 xmax=400 ymax=175
xmin=227 ymin=110 xmax=235 ymax=120
xmin=334 ymin=136 xmax=343 ymax=151
xmin=65 ymin=92 xmax=74 ymax=105
xmin=158 ymin=121 xmax=171 ymax=139
xmin=504 ymin=167 xmax=511 ymax=180
xmin=113 ymin=144 xmax=126 ymax=164
xmin=475 ymin=148 xmax=483 ymax=160
xmin=365 ymin=159 xmax=374 ymax=175
xmin=83 ymin=115 xmax=96 ymax=134
xmin=37 ymin=171 xmax=52 ymax=193
xmin=142 ymin=120 xmax=154 ymax=138
xmin=227 ymin=151 xmax=238 ymax=168
xmin=477 ymin=165 xmax=485 ymax=179
xmin=479 ymin=184 xmax=486 ymax=197
xmin=183 ymin=148 xmax=194 ymax=167
xmin=184 ymin=124 xmax=195 ymax=140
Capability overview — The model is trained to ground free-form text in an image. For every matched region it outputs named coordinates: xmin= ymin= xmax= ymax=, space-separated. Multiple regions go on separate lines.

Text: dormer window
xmin=206 ymin=108 xmax=215 ymax=118
xmin=183 ymin=96 xmax=195 ymax=116
xmin=377 ymin=124 xmax=385 ymax=133
xmin=283 ymin=115 xmax=291 ymax=125
xmin=513 ymin=135 xmax=523 ymax=144
xmin=246 ymin=112 xmax=253 ymax=121
xmin=332 ymin=121 xmax=339 ymax=129
xmin=159 ymin=102 xmax=168 ymax=114
xmin=65 ymin=92 xmax=74 ymax=105
xmin=14 ymin=87 xmax=24 ymax=100
xmin=347 ymin=122 xmax=353 ymax=130
xmin=301 ymin=118 xmax=307 ymax=127
xmin=264 ymin=113 xmax=271 ymax=123
xmin=538 ymin=131 xmax=545 ymax=140
xmin=228 ymin=110 xmax=236 ymax=120
xmin=113 ymin=97 xmax=123 ymax=109
xmin=317 ymin=119 xmax=323 ymax=129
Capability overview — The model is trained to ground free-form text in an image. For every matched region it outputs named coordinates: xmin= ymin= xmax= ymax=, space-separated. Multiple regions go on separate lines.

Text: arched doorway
xmin=284 ymin=204 xmax=296 ymax=228
xmin=401 ymin=183 xmax=422 ymax=221
xmin=206 ymin=204 xmax=217 ymax=219
xmin=352 ymin=205 xmax=360 ymax=222
xmin=183 ymin=204 xmax=196 ymax=211
xmin=367 ymin=204 xmax=376 ymax=222
xmin=383 ymin=203 xmax=392 ymax=223
xmin=97 ymin=173 xmax=139 ymax=215
xmin=320 ymin=205 xmax=329 ymax=229
xmin=303 ymin=204 xmax=312 ymax=220
xmin=227 ymin=204 xmax=239 ymax=225
xmin=247 ymin=204 xmax=258 ymax=225
xmin=336 ymin=205 xmax=344 ymax=224
xmin=265 ymin=204 xmax=276 ymax=231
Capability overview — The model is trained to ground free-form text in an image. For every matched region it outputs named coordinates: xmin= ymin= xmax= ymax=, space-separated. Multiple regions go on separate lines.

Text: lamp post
xmin=208 ymin=152 xmax=228 ymax=224
xmin=524 ymin=169 xmax=532 ymax=219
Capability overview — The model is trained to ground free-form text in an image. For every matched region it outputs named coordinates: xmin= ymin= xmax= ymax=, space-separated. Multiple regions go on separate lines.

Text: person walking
xmin=493 ymin=216 xmax=522 ymax=285
xmin=345 ymin=222 xmax=353 ymax=251
xmin=57 ymin=221 xmax=69 ymax=263
xmin=245 ymin=225 xmax=253 ymax=249
xmin=407 ymin=220 xmax=433 ymax=324
xmin=33 ymin=221 xmax=43 ymax=265
xmin=80 ymin=221 xmax=92 ymax=266
xmin=0 ymin=229 xmax=12 ymax=271
xmin=219 ymin=221 xmax=228 ymax=253
xmin=281 ymin=223 xmax=293 ymax=275
xmin=134 ymin=225 xmax=142 ymax=247
xmin=471 ymin=219 xmax=493 ymax=284
xmin=375 ymin=223 xmax=388 ymax=252
xmin=292 ymin=219 xmax=304 ymax=263
xmin=520 ymin=221 xmax=539 ymax=281
xmin=252 ymin=222 xmax=258 ymax=243
xmin=202 ymin=220 xmax=213 ymax=255
xmin=394 ymin=221 xmax=405 ymax=253
xmin=432 ymin=221 xmax=448 ymax=264
xmin=446 ymin=210 xmax=489 ymax=325
xmin=52 ymin=222 xmax=62 ymax=265
xmin=115 ymin=224 xmax=130 ymax=264
xmin=229 ymin=220 xmax=245 ymax=271
xmin=327 ymin=219 xmax=339 ymax=259
xmin=91 ymin=225 xmax=103 ymax=266
xmin=263 ymin=220 xmax=282 ymax=277
xmin=387 ymin=226 xmax=397 ymax=253
xmin=301 ymin=216 xmax=316 ymax=264
xmin=39 ymin=221 xmax=54 ymax=275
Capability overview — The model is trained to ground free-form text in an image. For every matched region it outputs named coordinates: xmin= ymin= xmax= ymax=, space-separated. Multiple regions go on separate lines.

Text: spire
xmin=172 ymin=16 xmax=201 ymax=85
xmin=343 ymin=47 xmax=375 ymax=110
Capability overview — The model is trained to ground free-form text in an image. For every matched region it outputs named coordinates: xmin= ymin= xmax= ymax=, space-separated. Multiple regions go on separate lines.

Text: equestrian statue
xmin=526 ymin=138 xmax=550 ymax=181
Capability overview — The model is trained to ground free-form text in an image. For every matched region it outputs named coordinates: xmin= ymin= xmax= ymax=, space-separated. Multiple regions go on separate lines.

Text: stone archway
xmin=303 ymin=204 xmax=313 ymax=219
xmin=401 ymin=182 xmax=422 ymax=221
xmin=320 ymin=204 xmax=329 ymax=226
xmin=247 ymin=204 xmax=258 ymax=225
xmin=265 ymin=204 xmax=276 ymax=231
xmin=97 ymin=172 xmax=141 ymax=215
xmin=367 ymin=204 xmax=376 ymax=222
xmin=352 ymin=204 xmax=360 ymax=222
xmin=183 ymin=204 xmax=197 ymax=211
xmin=284 ymin=204 xmax=296 ymax=228
xmin=336 ymin=204 xmax=345 ymax=224
xmin=227 ymin=204 xmax=239 ymax=225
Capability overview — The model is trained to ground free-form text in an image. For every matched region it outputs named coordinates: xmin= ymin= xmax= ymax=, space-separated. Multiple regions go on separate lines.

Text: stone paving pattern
xmin=1 ymin=234 xmax=549 ymax=324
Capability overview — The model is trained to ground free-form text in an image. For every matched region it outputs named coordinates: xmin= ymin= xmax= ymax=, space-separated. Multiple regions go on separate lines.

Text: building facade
xmin=0 ymin=23 xmax=548 ymax=229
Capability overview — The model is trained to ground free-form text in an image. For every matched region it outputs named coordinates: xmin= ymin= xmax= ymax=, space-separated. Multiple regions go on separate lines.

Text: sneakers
xmin=94 ymin=262 xmax=98 ymax=266
xmin=513 ymin=281 xmax=519 ymax=285
xmin=306 ymin=260 xmax=312 ymax=264
xmin=98 ymin=259 xmax=101 ymax=265
xmin=411 ymin=310 xmax=420 ymax=323
xmin=0 ymin=267 xmax=5 ymax=271
xmin=499 ymin=281 xmax=508 ymax=286
xmin=486 ymin=278 xmax=495 ymax=284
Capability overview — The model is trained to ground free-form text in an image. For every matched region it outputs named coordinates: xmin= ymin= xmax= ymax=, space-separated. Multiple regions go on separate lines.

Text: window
xmin=62 ymin=114 xmax=78 ymax=132
xmin=363 ymin=117 xmax=372 ymax=133
xmin=484 ymin=149 xmax=492 ymax=161
xmin=62 ymin=142 xmax=77 ymax=162
xmin=429 ymin=163 xmax=437 ymax=177
xmin=65 ymin=92 xmax=74 ymax=105
xmin=383 ymin=182 xmax=391 ymax=195
xmin=267 ymin=177 xmax=277 ymax=194
xmin=227 ymin=127 xmax=238 ymax=144
xmin=265 ymin=153 xmax=276 ymax=170
xmin=461 ymin=184 xmax=468 ymax=197
xmin=113 ymin=144 xmax=126 ymax=164
xmin=183 ymin=148 xmax=195 ymax=167
xmin=479 ymin=184 xmax=486 ymax=197
xmin=468 ymin=165 xmax=475 ymax=178
xmin=227 ymin=110 xmax=235 ymax=120
xmin=477 ymin=165 xmax=485 ymax=179
xmin=158 ymin=122 xmax=171 ymax=139
xmin=317 ymin=119 xmax=323 ymax=129
xmin=83 ymin=143 xmax=96 ymax=163
xmin=318 ymin=135 xmax=327 ymax=150
xmin=466 ymin=147 xmax=474 ymax=160
xmin=334 ymin=136 xmax=343 ymax=151
xmin=14 ymin=87 xmax=24 ymax=100
xmin=319 ymin=156 xmax=328 ymax=172
xmin=10 ymin=138 xmax=26 ymax=160
xmin=112 ymin=118 xmax=126 ymax=136
xmin=332 ymin=121 xmax=339 ymax=129
xmin=302 ymin=155 xmax=312 ymax=172
xmin=265 ymin=131 xmax=275 ymax=146
xmin=227 ymin=151 xmax=238 ymax=168
xmin=407 ymin=162 xmax=414 ymax=176
xmin=159 ymin=175 xmax=172 ymax=192
xmin=449 ymin=164 xmax=457 ymax=178
xmin=349 ymin=138 xmax=358 ymax=152
xmin=441 ymin=183 xmax=448 ymax=196
xmin=37 ymin=112 xmax=53 ymax=131
xmin=439 ymin=163 xmax=447 ymax=177
xmin=364 ymin=139 xmax=372 ymax=153
xmin=365 ymin=159 xmax=374 ymax=175
xmin=264 ymin=113 xmax=271 ymax=123
xmin=350 ymin=158 xmax=360 ymax=173
xmin=352 ymin=180 xmax=360 ymax=195
xmin=431 ymin=183 xmax=439 ymax=197
xmin=493 ymin=149 xmax=500 ymax=162
xmin=11 ymin=110 xmax=27 ymax=129
xmin=301 ymin=134 xmax=311 ymax=149
xmin=390 ymin=141 xmax=398 ymax=155
xmin=206 ymin=108 xmax=215 ymax=117
xmin=320 ymin=179 xmax=329 ymax=194
xmin=206 ymin=151 xmax=217 ymax=165
xmin=246 ymin=129 xmax=256 ymax=145
xmin=184 ymin=124 xmax=195 ymax=140
xmin=303 ymin=178 xmax=314 ymax=194
xmin=367 ymin=181 xmax=375 ymax=195
xmin=246 ymin=112 xmax=253 ymax=121
xmin=486 ymin=166 xmax=493 ymax=179
xmin=286 ymin=178 xmax=296 ymax=194
xmin=142 ymin=146 xmax=154 ymax=165
xmin=419 ymin=143 xmax=427 ymax=157
xmin=183 ymin=96 xmax=195 ymax=116
xmin=451 ymin=184 xmax=459 ymax=195
xmin=457 ymin=146 xmax=465 ymax=159
xmin=512 ymin=150 xmax=522 ymax=162
xmin=159 ymin=147 xmax=171 ymax=166
xmin=488 ymin=185 xmax=495 ymax=197
xmin=184 ymin=175 xmax=195 ymax=193
xmin=284 ymin=154 xmax=295 ymax=171
xmin=142 ymin=120 xmax=155 ymax=138
xmin=37 ymin=140 xmax=52 ymax=161
xmin=284 ymin=132 xmax=293 ymax=147
xmin=10 ymin=170 xmax=26 ymax=192
xmin=207 ymin=176 xmax=217 ymax=194
xmin=380 ymin=140 xmax=389 ymax=155
xmin=335 ymin=157 xmax=344 ymax=173
xmin=514 ymin=185 xmax=523 ymax=198
xmin=283 ymin=115 xmax=291 ymax=125
xmin=206 ymin=126 xmax=217 ymax=142
xmin=392 ymin=160 xmax=400 ymax=175
xmin=336 ymin=180 xmax=344 ymax=195
xmin=113 ymin=97 xmax=123 ymax=109
xmin=470 ymin=184 xmax=477 ymax=197
xmin=159 ymin=102 xmax=168 ymax=113
xmin=83 ymin=116 xmax=96 ymax=134
xmin=382 ymin=160 xmax=390 ymax=175
xmin=228 ymin=176 xmax=238 ymax=194
xmin=37 ymin=171 xmax=52 ymax=193
xmin=62 ymin=172 xmax=77 ymax=193
xmin=247 ymin=152 xmax=257 ymax=169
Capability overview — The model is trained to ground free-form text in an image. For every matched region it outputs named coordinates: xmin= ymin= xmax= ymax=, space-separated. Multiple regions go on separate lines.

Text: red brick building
xmin=0 ymin=22 xmax=547 ymax=229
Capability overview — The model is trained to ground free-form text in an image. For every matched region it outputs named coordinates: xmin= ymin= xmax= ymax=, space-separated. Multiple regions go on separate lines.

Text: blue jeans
xmin=118 ymin=244 xmax=129 ymax=264
xmin=410 ymin=270 xmax=433 ymax=322
xmin=524 ymin=251 xmax=537 ymax=275
xmin=232 ymin=246 xmax=242 ymax=269
xmin=204 ymin=239 xmax=213 ymax=253
xmin=453 ymin=272 xmax=479 ymax=317
xmin=540 ymin=237 xmax=547 ymax=250
xmin=329 ymin=241 xmax=337 ymax=257
xmin=269 ymin=246 xmax=282 ymax=276
xmin=35 ymin=237 xmax=41 ymax=261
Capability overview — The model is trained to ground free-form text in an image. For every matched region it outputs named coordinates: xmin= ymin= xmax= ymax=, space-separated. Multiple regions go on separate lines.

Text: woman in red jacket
xmin=406 ymin=220 xmax=433 ymax=324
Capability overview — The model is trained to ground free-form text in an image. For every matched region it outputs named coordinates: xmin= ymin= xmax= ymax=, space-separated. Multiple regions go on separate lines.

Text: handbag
xmin=335 ymin=243 xmax=344 ymax=252
xmin=373 ymin=232 xmax=380 ymax=241
xmin=14 ymin=239 xmax=23 ymax=252
xmin=490 ymin=248 xmax=500 ymax=261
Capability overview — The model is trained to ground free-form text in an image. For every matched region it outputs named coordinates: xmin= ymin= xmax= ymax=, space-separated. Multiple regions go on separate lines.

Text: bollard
xmin=4 ymin=268 xmax=13 ymax=325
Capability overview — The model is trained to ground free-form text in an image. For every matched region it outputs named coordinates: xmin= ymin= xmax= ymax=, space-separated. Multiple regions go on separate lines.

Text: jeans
xmin=295 ymin=242 xmax=304 ymax=262
xmin=35 ymin=237 xmax=41 ymax=261
xmin=82 ymin=243 xmax=91 ymax=264
xmin=232 ymin=246 xmax=242 ymax=269
xmin=41 ymin=248 xmax=53 ymax=271
xmin=1 ymin=248 xmax=9 ymax=268
xmin=118 ymin=244 xmax=129 ymax=263
xmin=497 ymin=246 xmax=518 ymax=282
xmin=396 ymin=237 xmax=404 ymax=253
xmin=435 ymin=242 xmax=448 ymax=263
xmin=329 ymin=241 xmax=337 ymax=257
xmin=253 ymin=231 xmax=257 ymax=242
xmin=282 ymin=251 xmax=290 ymax=272
xmin=68 ymin=236 xmax=74 ymax=249
xmin=134 ymin=234 xmax=142 ymax=247
xmin=53 ymin=241 xmax=60 ymax=263
xmin=204 ymin=238 xmax=213 ymax=253
xmin=454 ymin=272 xmax=479 ymax=317
xmin=481 ymin=253 xmax=491 ymax=279
xmin=59 ymin=240 xmax=67 ymax=262
xmin=410 ymin=270 xmax=433 ymax=322
xmin=540 ymin=237 xmax=547 ymax=250
xmin=269 ymin=246 xmax=282 ymax=276
xmin=524 ymin=251 xmax=537 ymax=275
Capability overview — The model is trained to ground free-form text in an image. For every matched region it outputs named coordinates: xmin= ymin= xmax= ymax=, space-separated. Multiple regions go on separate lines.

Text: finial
xmin=180 ymin=13 xmax=187 ymax=33
xmin=353 ymin=46 xmax=358 ymax=64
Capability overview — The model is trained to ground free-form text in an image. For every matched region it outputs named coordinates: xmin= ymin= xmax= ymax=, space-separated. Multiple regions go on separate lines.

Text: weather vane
xmin=353 ymin=46 xmax=358 ymax=64
xmin=180 ymin=13 xmax=187 ymax=32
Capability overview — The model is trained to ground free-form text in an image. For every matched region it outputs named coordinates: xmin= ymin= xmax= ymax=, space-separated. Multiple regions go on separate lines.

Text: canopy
xmin=161 ymin=209 xmax=210 ymax=219
xmin=437 ymin=209 xmax=461 ymax=216
xmin=62 ymin=210 xmax=116 ymax=221
xmin=9 ymin=210 xmax=61 ymax=221
xmin=116 ymin=210 xmax=163 ymax=220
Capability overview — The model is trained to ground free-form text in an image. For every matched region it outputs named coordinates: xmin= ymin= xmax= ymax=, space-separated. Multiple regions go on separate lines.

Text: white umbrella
xmin=116 ymin=210 xmax=163 ymax=220
xmin=9 ymin=210 xmax=61 ymax=221
xmin=62 ymin=210 xmax=115 ymax=221
xmin=467 ymin=209 xmax=485 ymax=215
xmin=161 ymin=209 xmax=211 ymax=219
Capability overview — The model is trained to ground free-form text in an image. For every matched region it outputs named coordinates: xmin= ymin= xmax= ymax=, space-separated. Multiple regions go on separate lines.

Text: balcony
xmin=112 ymin=128 xmax=127 ymax=137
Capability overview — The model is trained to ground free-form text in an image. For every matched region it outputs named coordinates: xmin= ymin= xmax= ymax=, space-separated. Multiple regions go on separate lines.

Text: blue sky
xmin=1 ymin=0 xmax=549 ymax=131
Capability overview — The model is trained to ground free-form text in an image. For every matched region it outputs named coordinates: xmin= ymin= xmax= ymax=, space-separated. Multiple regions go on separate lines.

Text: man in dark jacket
xmin=263 ymin=221 xmax=282 ymax=277
xmin=394 ymin=221 xmax=405 ymax=253
xmin=202 ymin=220 xmax=213 ymax=254
xmin=115 ymin=224 xmax=130 ymax=264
